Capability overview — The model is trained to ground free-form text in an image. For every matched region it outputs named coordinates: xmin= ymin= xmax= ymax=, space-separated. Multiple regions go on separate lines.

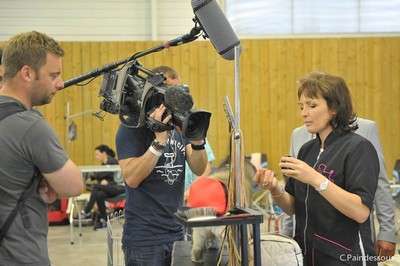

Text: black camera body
xmin=98 ymin=60 xmax=211 ymax=141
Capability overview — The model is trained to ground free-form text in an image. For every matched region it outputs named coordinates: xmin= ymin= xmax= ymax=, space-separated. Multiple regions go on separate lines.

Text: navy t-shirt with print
xmin=116 ymin=118 xmax=189 ymax=247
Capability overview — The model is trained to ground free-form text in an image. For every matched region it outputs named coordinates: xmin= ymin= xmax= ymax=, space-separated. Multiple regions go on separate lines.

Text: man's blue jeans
xmin=124 ymin=242 xmax=174 ymax=266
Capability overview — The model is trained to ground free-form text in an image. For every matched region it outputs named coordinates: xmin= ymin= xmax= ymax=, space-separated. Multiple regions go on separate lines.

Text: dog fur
xmin=190 ymin=157 xmax=256 ymax=263
xmin=191 ymin=225 xmax=226 ymax=263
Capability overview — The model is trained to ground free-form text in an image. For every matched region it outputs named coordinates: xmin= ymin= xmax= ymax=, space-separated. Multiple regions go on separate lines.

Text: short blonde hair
xmin=2 ymin=31 xmax=64 ymax=81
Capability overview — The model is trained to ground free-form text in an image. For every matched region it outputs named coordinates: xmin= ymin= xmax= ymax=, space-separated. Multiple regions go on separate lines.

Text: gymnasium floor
xmin=47 ymin=215 xmax=400 ymax=266
xmin=49 ymin=224 xmax=108 ymax=266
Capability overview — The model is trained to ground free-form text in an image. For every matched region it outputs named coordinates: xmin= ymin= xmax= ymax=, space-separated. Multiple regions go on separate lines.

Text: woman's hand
xmin=279 ymin=156 xmax=323 ymax=187
xmin=253 ymin=168 xmax=278 ymax=190
xmin=253 ymin=168 xmax=295 ymax=215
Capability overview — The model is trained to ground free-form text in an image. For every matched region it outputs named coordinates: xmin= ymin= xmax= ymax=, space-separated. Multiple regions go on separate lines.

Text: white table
xmin=69 ymin=165 xmax=122 ymax=244
xmin=79 ymin=165 xmax=121 ymax=173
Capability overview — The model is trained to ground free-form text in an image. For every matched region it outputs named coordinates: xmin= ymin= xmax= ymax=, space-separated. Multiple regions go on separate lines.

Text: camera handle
xmin=146 ymin=117 xmax=174 ymax=133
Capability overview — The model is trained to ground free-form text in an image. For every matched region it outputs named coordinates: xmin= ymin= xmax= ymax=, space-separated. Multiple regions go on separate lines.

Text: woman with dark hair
xmin=254 ymin=72 xmax=379 ymax=265
xmin=81 ymin=145 xmax=125 ymax=230
xmin=90 ymin=144 xmax=118 ymax=185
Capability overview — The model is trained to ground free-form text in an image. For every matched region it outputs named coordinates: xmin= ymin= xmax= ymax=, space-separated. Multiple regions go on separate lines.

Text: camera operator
xmin=116 ymin=86 xmax=208 ymax=265
xmin=152 ymin=65 xmax=216 ymax=200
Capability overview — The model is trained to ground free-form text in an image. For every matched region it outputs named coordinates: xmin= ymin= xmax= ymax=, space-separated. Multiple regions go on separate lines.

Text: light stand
xmin=223 ymin=46 xmax=262 ymax=266
xmin=65 ymin=101 xmax=94 ymax=245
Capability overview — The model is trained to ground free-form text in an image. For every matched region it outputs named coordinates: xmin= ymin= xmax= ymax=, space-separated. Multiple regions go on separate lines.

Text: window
xmin=226 ymin=0 xmax=400 ymax=35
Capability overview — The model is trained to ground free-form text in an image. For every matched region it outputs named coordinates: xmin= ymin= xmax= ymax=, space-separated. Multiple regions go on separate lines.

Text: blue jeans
xmin=124 ymin=243 xmax=174 ymax=266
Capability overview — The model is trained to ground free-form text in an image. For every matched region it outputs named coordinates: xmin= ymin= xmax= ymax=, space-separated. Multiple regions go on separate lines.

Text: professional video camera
xmin=98 ymin=60 xmax=211 ymax=141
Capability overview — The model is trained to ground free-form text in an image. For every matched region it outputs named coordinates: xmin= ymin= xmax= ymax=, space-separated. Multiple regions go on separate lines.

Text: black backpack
xmin=0 ymin=102 xmax=38 ymax=243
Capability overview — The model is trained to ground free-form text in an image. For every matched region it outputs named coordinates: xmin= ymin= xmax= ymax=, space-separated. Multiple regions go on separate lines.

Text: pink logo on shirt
xmin=317 ymin=164 xmax=334 ymax=181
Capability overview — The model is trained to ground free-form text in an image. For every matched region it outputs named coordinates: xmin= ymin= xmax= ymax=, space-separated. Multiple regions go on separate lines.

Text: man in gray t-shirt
xmin=0 ymin=31 xmax=83 ymax=265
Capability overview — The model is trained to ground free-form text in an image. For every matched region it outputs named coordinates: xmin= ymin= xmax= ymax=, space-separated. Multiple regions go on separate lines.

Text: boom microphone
xmin=162 ymin=85 xmax=211 ymax=140
xmin=164 ymin=85 xmax=194 ymax=112
xmin=191 ymin=0 xmax=241 ymax=60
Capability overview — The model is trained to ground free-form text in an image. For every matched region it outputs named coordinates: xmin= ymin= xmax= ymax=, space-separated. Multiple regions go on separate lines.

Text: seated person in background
xmin=87 ymin=144 xmax=118 ymax=185
xmin=81 ymin=144 xmax=124 ymax=230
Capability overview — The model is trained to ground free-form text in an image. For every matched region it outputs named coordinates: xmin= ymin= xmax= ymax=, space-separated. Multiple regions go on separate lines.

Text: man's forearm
xmin=186 ymin=147 xmax=208 ymax=176
xmin=120 ymin=149 xmax=161 ymax=188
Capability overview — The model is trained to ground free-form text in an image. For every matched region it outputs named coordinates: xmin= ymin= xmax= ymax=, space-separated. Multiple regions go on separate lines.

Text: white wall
xmin=0 ymin=0 xmax=197 ymax=41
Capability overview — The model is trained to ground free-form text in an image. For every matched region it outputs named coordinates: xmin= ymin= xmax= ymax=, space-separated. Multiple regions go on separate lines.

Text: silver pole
xmin=66 ymin=102 xmax=70 ymax=156
xmin=234 ymin=45 xmax=241 ymax=207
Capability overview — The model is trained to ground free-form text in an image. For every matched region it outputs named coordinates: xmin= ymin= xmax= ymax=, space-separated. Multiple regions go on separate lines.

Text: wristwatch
xmin=316 ymin=178 xmax=329 ymax=192
xmin=151 ymin=140 xmax=166 ymax=151
xmin=191 ymin=139 xmax=206 ymax=150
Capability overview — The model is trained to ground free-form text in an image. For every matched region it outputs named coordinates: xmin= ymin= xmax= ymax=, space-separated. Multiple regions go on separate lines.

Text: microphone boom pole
xmin=62 ymin=24 xmax=202 ymax=89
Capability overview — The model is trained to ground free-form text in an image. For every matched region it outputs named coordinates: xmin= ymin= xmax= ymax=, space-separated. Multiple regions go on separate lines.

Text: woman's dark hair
xmin=297 ymin=71 xmax=358 ymax=134
xmin=95 ymin=144 xmax=116 ymax=158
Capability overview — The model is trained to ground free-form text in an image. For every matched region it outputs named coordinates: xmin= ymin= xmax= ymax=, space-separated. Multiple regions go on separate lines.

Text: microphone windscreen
xmin=164 ymin=85 xmax=194 ymax=112
xmin=192 ymin=0 xmax=241 ymax=60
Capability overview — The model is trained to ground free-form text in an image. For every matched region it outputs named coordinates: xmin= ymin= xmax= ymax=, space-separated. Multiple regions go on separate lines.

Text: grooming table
xmin=173 ymin=207 xmax=263 ymax=266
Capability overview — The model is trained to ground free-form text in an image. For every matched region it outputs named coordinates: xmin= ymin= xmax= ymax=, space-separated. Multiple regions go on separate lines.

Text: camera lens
xmin=182 ymin=111 xmax=211 ymax=140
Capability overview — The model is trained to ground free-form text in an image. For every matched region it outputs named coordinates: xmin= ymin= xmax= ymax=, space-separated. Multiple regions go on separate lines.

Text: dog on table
xmin=189 ymin=157 xmax=256 ymax=263
xmin=191 ymin=223 xmax=227 ymax=263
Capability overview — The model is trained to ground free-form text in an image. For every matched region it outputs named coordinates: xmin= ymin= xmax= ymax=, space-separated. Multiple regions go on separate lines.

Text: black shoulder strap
xmin=0 ymin=172 xmax=38 ymax=242
xmin=0 ymin=102 xmax=35 ymax=243
xmin=0 ymin=102 xmax=26 ymax=121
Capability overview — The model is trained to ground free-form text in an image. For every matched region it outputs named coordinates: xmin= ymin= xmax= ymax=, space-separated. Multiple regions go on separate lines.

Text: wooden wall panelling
xmin=67 ymin=42 xmax=84 ymax=162
xmin=81 ymin=42 xmax=99 ymax=165
xmin=240 ymin=40 xmax=259 ymax=158
xmin=208 ymin=45 xmax=224 ymax=163
xmin=199 ymin=41 xmax=220 ymax=157
xmin=380 ymin=38 xmax=400 ymax=172
xmin=266 ymin=39 xmax=283 ymax=174
xmin=354 ymin=38 xmax=367 ymax=117
xmin=371 ymin=38 xmax=387 ymax=127
xmin=258 ymin=40 xmax=273 ymax=167
xmin=74 ymin=42 xmax=90 ymax=164
xmin=338 ymin=38 xmax=358 ymax=111
xmin=92 ymin=42 xmax=109 ymax=156
xmin=208 ymin=43 xmax=224 ymax=164
xmin=85 ymin=42 xmax=101 ymax=164
xmin=2 ymin=38 xmax=400 ymax=178
xmin=389 ymin=39 xmax=400 ymax=172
